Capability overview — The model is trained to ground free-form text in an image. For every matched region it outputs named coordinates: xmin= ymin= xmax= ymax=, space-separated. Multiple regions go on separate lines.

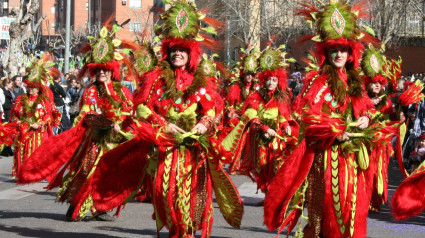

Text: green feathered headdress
xmin=85 ymin=25 xmax=125 ymax=64
xmin=134 ymin=37 xmax=159 ymax=75
xmin=155 ymin=0 xmax=218 ymax=42
xmin=240 ymin=47 xmax=260 ymax=74
xmin=199 ymin=53 xmax=219 ymax=78
xmin=314 ymin=1 xmax=361 ymax=42
xmin=258 ymin=45 xmax=295 ymax=72
xmin=25 ymin=53 xmax=59 ymax=90
xmin=79 ymin=20 xmax=133 ymax=80
xmin=361 ymin=44 xmax=385 ymax=78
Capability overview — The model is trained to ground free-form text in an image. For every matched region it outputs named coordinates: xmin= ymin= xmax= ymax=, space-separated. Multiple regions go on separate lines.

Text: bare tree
xmin=3 ymin=0 xmax=46 ymax=76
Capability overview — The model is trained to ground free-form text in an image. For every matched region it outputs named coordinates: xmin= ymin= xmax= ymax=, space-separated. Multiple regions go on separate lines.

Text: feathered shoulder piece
xmin=382 ymin=55 xmax=402 ymax=92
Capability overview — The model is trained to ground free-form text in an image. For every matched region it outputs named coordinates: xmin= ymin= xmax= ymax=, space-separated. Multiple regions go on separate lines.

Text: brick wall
xmin=115 ymin=0 xmax=154 ymax=41
xmin=73 ymin=0 xmax=88 ymax=30
xmin=40 ymin=0 xmax=56 ymax=36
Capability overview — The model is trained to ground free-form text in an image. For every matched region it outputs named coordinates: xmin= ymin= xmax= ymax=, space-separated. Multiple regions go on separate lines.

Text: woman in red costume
xmin=10 ymin=55 xmax=61 ymax=177
xmin=361 ymin=46 xmax=404 ymax=211
xmin=223 ymin=46 xmax=298 ymax=195
xmin=75 ymin=1 xmax=243 ymax=237
xmin=264 ymin=1 xmax=379 ymax=237
xmin=17 ymin=22 xmax=134 ymax=221
xmin=222 ymin=48 xmax=260 ymax=173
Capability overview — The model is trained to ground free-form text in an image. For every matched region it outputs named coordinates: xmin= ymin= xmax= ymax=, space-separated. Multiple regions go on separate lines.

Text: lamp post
xmin=64 ymin=0 xmax=71 ymax=73
xmin=88 ymin=0 xmax=91 ymax=34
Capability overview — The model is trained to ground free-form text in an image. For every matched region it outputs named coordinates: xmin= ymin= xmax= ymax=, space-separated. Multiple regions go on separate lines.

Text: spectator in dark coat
xmin=49 ymin=75 xmax=69 ymax=134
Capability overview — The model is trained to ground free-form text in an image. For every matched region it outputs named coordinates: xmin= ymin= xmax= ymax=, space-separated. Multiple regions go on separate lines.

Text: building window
xmin=51 ymin=6 xmax=55 ymax=14
xmin=129 ymin=0 xmax=142 ymax=9
xmin=86 ymin=2 xmax=88 ymax=10
xmin=52 ymin=22 xmax=55 ymax=29
xmin=129 ymin=22 xmax=142 ymax=32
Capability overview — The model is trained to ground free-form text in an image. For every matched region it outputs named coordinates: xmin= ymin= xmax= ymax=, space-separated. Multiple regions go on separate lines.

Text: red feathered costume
xmin=82 ymin=36 xmax=243 ymax=238
xmin=10 ymin=61 xmax=61 ymax=178
xmin=222 ymin=68 xmax=299 ymax=194
xmin=17 ymin=58 xmax=134 ymax=221
xmin=364 ymin=73 xmax=404 ymax=211
xmin=264 ymin=40 xmax=378 ymax=238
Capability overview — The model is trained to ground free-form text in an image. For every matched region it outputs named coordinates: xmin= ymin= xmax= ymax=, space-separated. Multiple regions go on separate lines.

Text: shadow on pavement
xmin=97 ymin=226 xmax=157 ymax=236
xmin=0 ymin=211 xmax=65 ymax=221
xmin=0 ymin=223 xmax=120 ymax=238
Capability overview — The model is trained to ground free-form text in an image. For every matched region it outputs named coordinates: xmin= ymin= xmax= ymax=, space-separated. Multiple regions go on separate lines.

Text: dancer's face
xmin=244 ymin=74 xmax=254 ymax=83
xmin=329 ymin=46 xmax=349 ymax=69
xmin=170 ymin=47 xmax=189 ymax=69
xmin=28 ymin=87 xmax=39 ymax=95
xmin=368 ymin=82 xmax=382 ymax=95
xmin=95 ymin=69 xmax=111 ymax=84
xmin=266 ymin=76 xmax=278 ymax=91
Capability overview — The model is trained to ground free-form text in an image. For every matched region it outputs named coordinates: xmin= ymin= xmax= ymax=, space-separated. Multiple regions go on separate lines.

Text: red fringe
xmin=391 ymin=170 xmax=425 ymax=220
xmin=17 ymin=123 xmax=87 ymax=184
xmin=364 ymin=75 xmax=388 ymax=87
xmin=86 ymin=60 xmax=122 ymax=80
xmin=295 ymin=2 xmax=319 ymax=20
xmin=264 ymin=139 xmax=312 ymax=231
xmin=316 ymin=38 xmax=364 ymax=68
xmin=133 ymin=68 xmax=162 ymax=106
xmin=258 ymin=69 xmax=288 ymax=91
xmin=225 ymin=84 xmax=242 ymax=106
xmin=352 ymin=0 xmax=371 ymax=19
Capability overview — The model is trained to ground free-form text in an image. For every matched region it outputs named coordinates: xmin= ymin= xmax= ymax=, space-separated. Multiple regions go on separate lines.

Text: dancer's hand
xmin=336 ymin=132 xmax=354 ymax=142
xmin=112 ymin=123 xmax=121 ymax=133
xmin=167 ymin=123 xmax=186 ymax=134
xmin=191 ymin=123 xmax=207 ymax=135
xmin=356 ymin=116 xmax=369 ymax=129
xmin=371 ymin=97 xmax=381 ymax=105
xmin=31 ymin=123 xmax=40 ymax=129
xmin=265 ymin=128 xmax=277 ymax=138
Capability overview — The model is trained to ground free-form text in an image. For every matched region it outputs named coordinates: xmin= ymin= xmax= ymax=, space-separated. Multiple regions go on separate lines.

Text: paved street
xmin=1 ymin=155 xmax=425 ymax=237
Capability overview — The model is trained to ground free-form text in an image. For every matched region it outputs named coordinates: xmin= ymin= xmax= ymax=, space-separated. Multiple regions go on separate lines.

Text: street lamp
xmin=64 ymin=0 xmax=71 ymax=73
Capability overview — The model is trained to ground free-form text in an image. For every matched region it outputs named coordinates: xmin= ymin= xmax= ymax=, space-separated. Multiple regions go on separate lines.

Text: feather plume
xmin=17 ymin=123 xmax=87 ymax=184
xmin=398 ymin=80 xmax=425 ymax=106
xmin=391 ymin=170 xmax=425 ymax=220
xmin=264 ymin=139 xmax=313 ymax=231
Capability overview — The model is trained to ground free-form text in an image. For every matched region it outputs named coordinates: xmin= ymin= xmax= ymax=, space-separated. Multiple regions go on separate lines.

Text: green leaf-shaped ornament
xmin=100 ymin=26 xmax=108 ymax=38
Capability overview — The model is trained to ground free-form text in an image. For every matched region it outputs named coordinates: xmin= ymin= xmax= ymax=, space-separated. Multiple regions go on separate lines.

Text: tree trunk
xmin=3 ymin=0 xmax=44 ymax=77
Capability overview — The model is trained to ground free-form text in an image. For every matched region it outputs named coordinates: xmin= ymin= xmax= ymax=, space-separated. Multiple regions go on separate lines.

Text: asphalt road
xmin=1 ymin=155 xmax=425 ymax=237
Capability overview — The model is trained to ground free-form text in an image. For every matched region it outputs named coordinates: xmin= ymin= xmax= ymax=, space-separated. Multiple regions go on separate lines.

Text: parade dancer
xmin=222 ymin=47 xmax=260 ymax=173
xmin=223 ymin=45 xmax=298 ymax=196
xmin=78 ymin=1 xmax=243 ymax=237
xmin=17 ymin=22 xmax=134 ymax=221
xmin=10 ymin=55 xmax=61 ymax=177
xmin=361 ymin=46 xmax=403 ymax=211
xmin=264 ymin=1 xmax=379 ymax=237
